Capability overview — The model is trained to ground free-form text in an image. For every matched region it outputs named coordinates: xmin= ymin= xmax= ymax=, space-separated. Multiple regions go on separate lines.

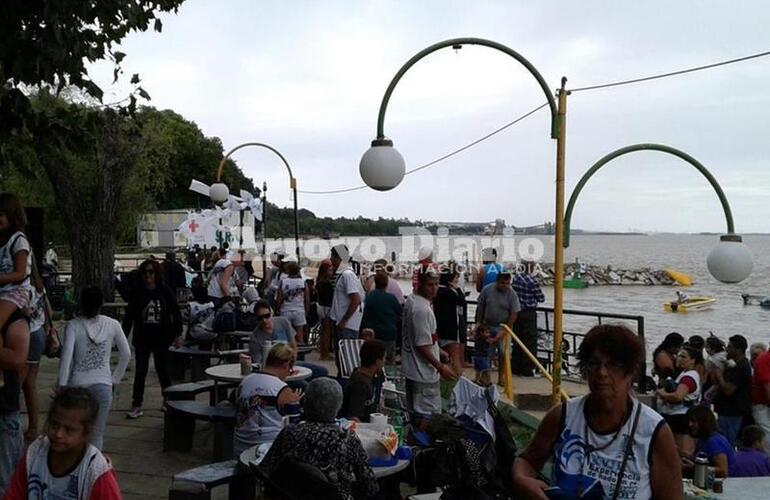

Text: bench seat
xmin=168 ymin=459 xmax=255 ymax=500
xmin=164 ymin=401 xmax=237 ymax=460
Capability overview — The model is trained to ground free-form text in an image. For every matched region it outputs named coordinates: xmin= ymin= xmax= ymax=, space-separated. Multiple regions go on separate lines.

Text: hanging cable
xmin=298 ymin=48 xmax=770 ymax=194
xmin=570 ymin=49 xmax=770 ymax=93
xmin=298 ymin=102 xmax=548 ymax=194
xmin=404 ymin=102 xmax=548 ymax=175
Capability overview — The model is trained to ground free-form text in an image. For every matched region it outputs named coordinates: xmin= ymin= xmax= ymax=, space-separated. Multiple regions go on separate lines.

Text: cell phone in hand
xmin=543 ymin=486 xmax=566 ymax=499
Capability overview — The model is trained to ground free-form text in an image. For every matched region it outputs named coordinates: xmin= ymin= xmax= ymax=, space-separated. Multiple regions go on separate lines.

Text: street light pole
xmin=212 ymin=142 xmax=301 ymax=262
xmin=262 ymin=181 xmax=268 ymax=283
xmin=552 ymin=78 xmax=568 ymax=406
xmin=563 ymin=143 xmax=753 ymax=283
xmin=357 ymin=37 xmax=568 ymax=403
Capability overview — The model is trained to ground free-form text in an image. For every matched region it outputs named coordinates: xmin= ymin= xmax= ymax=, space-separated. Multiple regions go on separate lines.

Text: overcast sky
xmin=89 ymin=1 xmax=770 ymax=234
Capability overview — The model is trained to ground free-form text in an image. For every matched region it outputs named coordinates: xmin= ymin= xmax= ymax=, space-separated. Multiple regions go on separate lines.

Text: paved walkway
xmin=22 ymin=350 xmax=588 ymax=500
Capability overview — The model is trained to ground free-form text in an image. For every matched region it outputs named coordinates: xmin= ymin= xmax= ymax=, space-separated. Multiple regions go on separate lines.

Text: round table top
xmin=238 ymin=443 xmax=409 ymax=478
xmin=168 ymin=346 xmax=247 ymax=357
xmin=205 ymin=363 xmax=312 ymax=383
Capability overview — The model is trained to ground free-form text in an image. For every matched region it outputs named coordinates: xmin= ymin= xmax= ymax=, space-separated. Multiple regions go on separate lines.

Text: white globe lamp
xmin=706 ymin=234 xmax=753 ymax=283
xmin=359 ymin=139 xmax=405 ymax=191
xmin=209 ymin=182 xmax=230 ymax=204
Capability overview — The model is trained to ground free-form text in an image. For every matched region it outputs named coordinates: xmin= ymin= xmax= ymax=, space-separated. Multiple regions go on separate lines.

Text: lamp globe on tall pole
xmin=357 ymin=37 xmax=564 ymax=404
xmin=707 ymin=234 xmax=753 ymax=283
xmin=359 ymin=138 xmax=405 ymax=191
xmin=563 ymin=143 xmax=754 ymax=286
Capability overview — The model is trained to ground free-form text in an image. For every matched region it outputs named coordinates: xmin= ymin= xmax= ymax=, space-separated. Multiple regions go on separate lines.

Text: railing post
xmin=638 ymin=316 xmax=647 ymax=393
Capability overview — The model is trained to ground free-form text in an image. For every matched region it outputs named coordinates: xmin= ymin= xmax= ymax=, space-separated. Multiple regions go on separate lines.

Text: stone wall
xmin=534 ymin=263 xmax=677 ymax=286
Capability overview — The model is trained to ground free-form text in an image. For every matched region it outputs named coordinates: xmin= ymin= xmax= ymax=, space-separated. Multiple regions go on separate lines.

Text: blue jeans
xmin=718 ymin=415 xmax=743 ymax=447
xmin=87 ymin=384 xmax=113 ymax=450
xmin=338 ymin=328 xmax=359 ymax=340
xmin=0 ymin=412 xmax=23 ymax=497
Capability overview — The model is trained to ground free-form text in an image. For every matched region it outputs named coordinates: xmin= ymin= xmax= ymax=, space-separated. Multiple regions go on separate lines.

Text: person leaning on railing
xmin=513 ymin=324 xmax=683 ymax=500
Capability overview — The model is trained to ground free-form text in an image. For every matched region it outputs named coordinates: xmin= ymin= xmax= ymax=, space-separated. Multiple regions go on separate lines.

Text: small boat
xmin=664 ymin=296 xmax=716 ymax=312
xmin=564 ymin=272 xmax=589 ymax=289
xmin=665 ymin=269 xmax=692 ymax=287
xmin=741 ymin=294 xmax=770 ymax=309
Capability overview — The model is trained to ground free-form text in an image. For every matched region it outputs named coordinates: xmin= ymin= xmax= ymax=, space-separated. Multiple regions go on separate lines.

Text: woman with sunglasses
xmin=122 ymin=259 xmax=182 ymax=419
xmin=514 ymin=325 xmax=682 ymax=499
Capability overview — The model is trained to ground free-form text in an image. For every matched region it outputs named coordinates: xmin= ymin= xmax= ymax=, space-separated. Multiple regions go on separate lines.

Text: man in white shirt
xmin=402 ymin=269 xmax=457 ymax=428
xmin=329 ymin=245 xmax=364 ymax=340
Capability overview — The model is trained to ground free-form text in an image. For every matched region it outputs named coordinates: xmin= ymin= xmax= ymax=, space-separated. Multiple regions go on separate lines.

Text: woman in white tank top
xmin=656 ymin=344 xmax=703 ymax=457
xmin=513 ymin=325 xmax=683 ymax=499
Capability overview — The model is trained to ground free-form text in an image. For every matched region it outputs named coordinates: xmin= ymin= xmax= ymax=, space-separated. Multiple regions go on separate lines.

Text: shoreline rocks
xmin=533 ymin=263 xmax=676 ymax=286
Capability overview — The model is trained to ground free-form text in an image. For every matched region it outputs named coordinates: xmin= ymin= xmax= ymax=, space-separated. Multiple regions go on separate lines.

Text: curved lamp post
xmin=212 ymin=142 xmax=301 ymax=262
xmin=359 ymin=37 xmax=569 ymax=404
xmin=563 ymin=143 xmax=753 ymax=283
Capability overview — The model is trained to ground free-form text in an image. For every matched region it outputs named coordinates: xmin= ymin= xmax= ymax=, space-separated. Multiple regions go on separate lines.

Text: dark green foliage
xmin=0 ymin=1 xmax=187 ymax=295
xmin=0 ymin=0 xmax=184 ymax=103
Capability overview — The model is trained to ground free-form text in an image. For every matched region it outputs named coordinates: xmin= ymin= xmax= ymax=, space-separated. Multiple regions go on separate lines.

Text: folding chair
xmin=336 ymin=338 xmax=365 ymax=379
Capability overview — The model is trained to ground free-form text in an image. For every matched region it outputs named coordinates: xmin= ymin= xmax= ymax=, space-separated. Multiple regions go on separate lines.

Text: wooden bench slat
xmin=166 ymin=400 xmax=236 ymax=422
xmin=173 ymin=460 xmax=241 ymax=488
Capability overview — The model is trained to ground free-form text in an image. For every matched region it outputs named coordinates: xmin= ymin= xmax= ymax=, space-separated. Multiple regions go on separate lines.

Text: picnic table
xmin=168 ymin=345 xmax=247 ymax=381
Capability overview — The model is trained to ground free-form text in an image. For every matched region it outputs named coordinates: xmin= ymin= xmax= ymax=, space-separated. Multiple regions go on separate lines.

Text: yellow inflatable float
xmin=665 ymin=268 xmax=692 ymax=287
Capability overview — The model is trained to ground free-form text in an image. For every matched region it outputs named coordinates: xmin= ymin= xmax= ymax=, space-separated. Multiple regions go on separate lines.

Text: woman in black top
xmin=122 ymin=259 xmax=182 ymax=418
xmin=314 ymin=259 xmax=334 ymax=360
xmin=434 ymin=266 xmax=466 ymax=376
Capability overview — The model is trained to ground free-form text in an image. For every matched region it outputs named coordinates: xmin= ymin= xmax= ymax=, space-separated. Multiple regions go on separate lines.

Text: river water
xmin=329 ymin=233 xmax=770 ymax=352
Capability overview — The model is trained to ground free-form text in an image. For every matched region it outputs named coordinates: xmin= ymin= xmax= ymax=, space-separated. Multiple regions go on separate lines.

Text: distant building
xmin=137 ymin=209 xmax=258 ymax=250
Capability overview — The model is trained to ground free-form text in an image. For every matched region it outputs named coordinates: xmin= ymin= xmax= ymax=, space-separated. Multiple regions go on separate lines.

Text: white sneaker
xmin=126 ymin=407 xmax=143 ymax=419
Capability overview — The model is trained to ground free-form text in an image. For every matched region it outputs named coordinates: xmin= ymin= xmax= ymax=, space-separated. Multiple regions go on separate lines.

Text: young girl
xmin=58 ymin=287 xmax=131 ymax=450
xmin=22 ymin=259 xmax=56 ymax=443
xmin=473 ymin=325 xmax=494 ymax=386
xmin=3 ymin=387 xmax=122 ymax=499
xmin=276 ymin=261 xmax=308 ymax=344
xmin=0 ymin=194 xmax=34 ymax=388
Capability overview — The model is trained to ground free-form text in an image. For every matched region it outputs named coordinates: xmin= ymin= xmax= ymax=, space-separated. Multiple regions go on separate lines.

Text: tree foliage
xmin=0 ymin=1 xmax=186 ymax=295
xmin=1 ymin=97 xmax=256 ymax=244
xmin=0 ymin=1 xmax=183 ymax=112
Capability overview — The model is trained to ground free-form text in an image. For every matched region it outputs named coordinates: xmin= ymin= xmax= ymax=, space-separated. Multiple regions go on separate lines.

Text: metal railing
xmin=466 ymin=300 xmax=647 ymax=393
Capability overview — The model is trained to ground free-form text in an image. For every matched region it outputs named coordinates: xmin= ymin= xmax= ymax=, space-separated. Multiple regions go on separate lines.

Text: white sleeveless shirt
xmin=656 ymin=369 xmax=701 ymax=416
xmin=0 ymin=231 xmax=31 ymax=293
xmin=234 ymin=372 xmax=289 ymax=452
xmin=552 ymin=395 xmax=665 ymax=500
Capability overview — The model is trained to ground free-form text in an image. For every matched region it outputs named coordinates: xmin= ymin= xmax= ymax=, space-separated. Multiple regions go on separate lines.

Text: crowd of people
xmin=651 ymin=330 xmax=770 ymax=476
xmin=5 ymin=189 xmax=770 ymax=498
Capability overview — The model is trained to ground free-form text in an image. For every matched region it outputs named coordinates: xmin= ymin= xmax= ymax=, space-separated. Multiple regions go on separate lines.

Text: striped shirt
xmin=512 ymin=273 xmax=545 ymax=311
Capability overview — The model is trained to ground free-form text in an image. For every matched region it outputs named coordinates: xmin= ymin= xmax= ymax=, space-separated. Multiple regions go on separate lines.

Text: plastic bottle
xmin=694 ymin=454 xmax=709 ymax=489
xmin=392 ymin=413 xmax=404 ymax=446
